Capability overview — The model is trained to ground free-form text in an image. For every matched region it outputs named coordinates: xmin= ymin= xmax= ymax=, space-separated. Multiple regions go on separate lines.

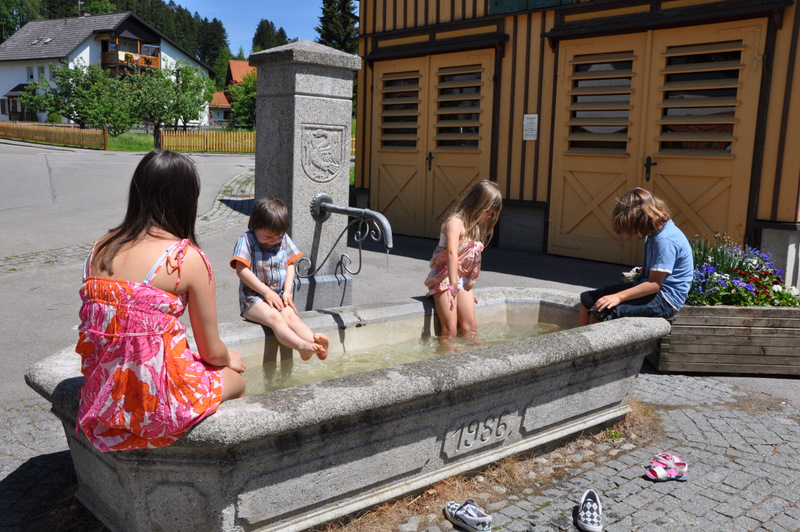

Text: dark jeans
xmin=580 ymin=282 xmax=677 ymax=321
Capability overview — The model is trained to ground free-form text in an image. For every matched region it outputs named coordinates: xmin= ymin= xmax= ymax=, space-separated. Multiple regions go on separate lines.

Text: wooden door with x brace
xmin=548 ymin=19 xmax=766 ymax=264
xmin=370 ymin=49 xmax=495 ymax=238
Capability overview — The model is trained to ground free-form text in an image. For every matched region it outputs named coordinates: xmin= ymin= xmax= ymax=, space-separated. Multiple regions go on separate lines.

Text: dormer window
xmin=31 ymin=38 xmax=40 ymax=45
xmin=44 ymin=37 xmax=53 ymax=44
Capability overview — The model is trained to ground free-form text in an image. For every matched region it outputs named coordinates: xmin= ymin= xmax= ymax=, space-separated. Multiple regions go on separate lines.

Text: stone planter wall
xmin=652 ymin=305 xmax=800 ymax=375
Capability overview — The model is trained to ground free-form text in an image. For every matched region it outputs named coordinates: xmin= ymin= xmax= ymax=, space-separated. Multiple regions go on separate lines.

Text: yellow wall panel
xmin=377 ymin=34 xmax=430 ymax=47
xmin=758 ymin=4 xmax=800 ymax=222
xmin=495 ymin=19 xmax=514 ymax=199
xmin=564 ymin=5 xmax=649 ymax=23
xmin=778 ymin=45 xmax=800 ymax=222
xmin=536 ymin=11 xmax=557 ymax=203
xmin=406 ymin=1 xmax=415 ymax=31
xmin=662 ymin=0 xmax=727 ymax=9
xmin=436 ymin=26 xmax=498 ymax=39
xmin=428 ymin=1 xmax=437 ymax=28
xmin=375 ymin=0 xmax=385 ymax=33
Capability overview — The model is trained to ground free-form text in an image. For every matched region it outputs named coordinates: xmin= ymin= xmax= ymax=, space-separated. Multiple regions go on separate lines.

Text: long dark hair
xmin=94 ymin=150 xmax=201 ymax=274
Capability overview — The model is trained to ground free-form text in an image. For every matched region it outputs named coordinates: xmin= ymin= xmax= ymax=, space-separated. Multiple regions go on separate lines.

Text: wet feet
xmin=313 ymin=333 xmax=329 ymax=360
xmin=298 ymin=342 xmax=323 ymax=361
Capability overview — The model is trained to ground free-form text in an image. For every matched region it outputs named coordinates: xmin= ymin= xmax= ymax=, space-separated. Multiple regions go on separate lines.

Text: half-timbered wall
xmin=357 ymin=0 xmax=800 ymax=251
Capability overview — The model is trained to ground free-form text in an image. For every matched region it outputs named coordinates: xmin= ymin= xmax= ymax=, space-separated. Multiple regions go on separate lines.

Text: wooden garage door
xmin=549 ymin=19 xmax=767 ymax=265
xmin=371 ymin=50 xmax=494 ymax=238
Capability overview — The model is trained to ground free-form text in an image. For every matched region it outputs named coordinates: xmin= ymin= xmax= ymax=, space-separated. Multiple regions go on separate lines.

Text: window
xmin=378 ymin=71 xmax=420 ymax=150
xmin=434 ymin=64 xmax=483 ymax=150
xmin=38 ymin=66 xmax=46 ymax=80
xmin=1 ymin=99 xmax=6 ymax=115
xmin=657 ymin=41 xmax=742 ymax=155
xmin=566 ymin=51 xmax=634 ymax=155
xmin=27 ymin=67 xmax=34 ymax=80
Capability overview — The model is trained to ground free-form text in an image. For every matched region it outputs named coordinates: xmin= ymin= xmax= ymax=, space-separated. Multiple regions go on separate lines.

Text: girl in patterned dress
xmin=424 ymin=180 xmax=503 ymax=344
xmin=76 ymin=150 xmax=246 ymax=452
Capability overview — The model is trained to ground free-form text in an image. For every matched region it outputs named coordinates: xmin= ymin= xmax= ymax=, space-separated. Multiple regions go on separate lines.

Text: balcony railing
xmin=101 ymin=51 xmax=160 ymax=69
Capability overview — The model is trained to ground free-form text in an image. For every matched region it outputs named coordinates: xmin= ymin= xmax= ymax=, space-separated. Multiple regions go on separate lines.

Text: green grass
xmin=107 ymin=133 xmax=156 ymax=152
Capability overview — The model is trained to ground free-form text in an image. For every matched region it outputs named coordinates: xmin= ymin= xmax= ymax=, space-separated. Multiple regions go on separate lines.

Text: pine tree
xmin=315 ymin=0 xmax=358 ymax=54
xmin=252 ymin=19 xmax=287 ymax=53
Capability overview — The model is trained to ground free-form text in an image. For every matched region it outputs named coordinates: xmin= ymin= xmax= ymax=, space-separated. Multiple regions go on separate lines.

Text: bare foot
xmin=437 ymin=335 xmax=456 ymax=354
xmin=463 ymin=330 xmax=483 ymax=346
xmin=298 ymin=342 xmax=323 ymax=361
xmin=313 ymin=333 xmax=329 ymax=360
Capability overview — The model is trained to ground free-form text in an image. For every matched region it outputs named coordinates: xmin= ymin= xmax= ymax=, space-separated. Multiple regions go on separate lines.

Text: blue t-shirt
xmin=636 ymin=220 xmax=693 ymax=309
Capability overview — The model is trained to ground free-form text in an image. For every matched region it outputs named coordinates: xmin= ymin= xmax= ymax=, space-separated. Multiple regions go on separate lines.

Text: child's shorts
xmin=580 ymin=282 xmax=677 ymax=321
xmin=241 ymin=289 xmax=287 ymax=315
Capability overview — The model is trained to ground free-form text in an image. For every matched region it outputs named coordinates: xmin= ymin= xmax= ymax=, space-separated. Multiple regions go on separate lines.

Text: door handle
xmin=426 ymin=151 xmax=433 ymax=171
xmin=643 ymin=156 xmax=658 ymax=182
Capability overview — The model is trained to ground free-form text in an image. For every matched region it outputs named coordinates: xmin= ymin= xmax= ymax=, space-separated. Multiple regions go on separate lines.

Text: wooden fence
xmin=0 ymin=122 xmax=106 ymax=150
xmin=161 ymin=130 xmax=256 ymax=153
xmin=0 ymin=123 xmax=357 ymax=155
xmin=162 ymin=130 xmax=358 ymax=155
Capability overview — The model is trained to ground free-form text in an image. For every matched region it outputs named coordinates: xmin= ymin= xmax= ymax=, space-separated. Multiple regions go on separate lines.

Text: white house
xmin=0 ymin=12 xmax=214 ymax=125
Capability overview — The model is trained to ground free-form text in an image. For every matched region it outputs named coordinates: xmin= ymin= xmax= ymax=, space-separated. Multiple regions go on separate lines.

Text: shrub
xmin=687 ymin=234 xmax=800 ymax=307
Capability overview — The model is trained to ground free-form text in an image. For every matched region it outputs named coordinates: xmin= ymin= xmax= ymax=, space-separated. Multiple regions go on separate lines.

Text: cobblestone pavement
xmin=3 ymin=171 xmax=800 ymax=531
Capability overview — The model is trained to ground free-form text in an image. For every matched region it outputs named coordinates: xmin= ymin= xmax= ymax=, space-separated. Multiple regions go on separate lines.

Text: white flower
xmin=771 ymin=285 xmax=783 ymax=293
xmin=788 ymin=286 xmax=799 ymax=297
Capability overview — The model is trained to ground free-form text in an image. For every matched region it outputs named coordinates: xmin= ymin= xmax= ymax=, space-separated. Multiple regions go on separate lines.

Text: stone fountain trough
xmin=25 ymin=287 xmax=670 ymax=531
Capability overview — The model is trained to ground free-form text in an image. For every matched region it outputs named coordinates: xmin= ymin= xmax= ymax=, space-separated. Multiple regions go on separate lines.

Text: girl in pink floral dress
xmin=76 ymin=150 xmax=245 ymax=452
xmin=424 ymin=180 xmax=502 ymax=344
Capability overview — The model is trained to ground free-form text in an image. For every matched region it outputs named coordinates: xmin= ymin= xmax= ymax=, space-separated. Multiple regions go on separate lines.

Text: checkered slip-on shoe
xmin=444 ymin=499 xmax=492 ymax=532
xmin=577 ymin=489 xmax=603 ymax=532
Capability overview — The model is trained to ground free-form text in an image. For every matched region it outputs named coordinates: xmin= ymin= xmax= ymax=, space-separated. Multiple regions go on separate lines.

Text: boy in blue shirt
xmin=579 ymin=188 xmax=693 ymax=326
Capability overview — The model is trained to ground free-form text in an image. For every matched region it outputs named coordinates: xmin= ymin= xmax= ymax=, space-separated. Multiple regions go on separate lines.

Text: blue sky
xmin=176 ymin=0 xmax=325 ymax=56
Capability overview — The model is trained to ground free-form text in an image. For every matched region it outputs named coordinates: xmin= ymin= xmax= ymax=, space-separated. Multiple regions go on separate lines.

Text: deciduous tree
xmin=127 ymin=66 xmax=181 ymax=148
xmin=172 ymin=61 xmax=215 ymax=130
xmin=228 ymin=70 xmax=257 ymax=129
xmin=21 ymin=62 xmax=138 ymax=135
xmin=20 ymin=61 xmax=107 ymax=128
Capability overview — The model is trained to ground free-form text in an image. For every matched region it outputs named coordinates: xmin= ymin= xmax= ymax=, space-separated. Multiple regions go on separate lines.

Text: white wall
xmin=0 ymin=59 xmax=61 ymax=122
xmin=160 ymin=41 xmax=212 ymax=126
xmin=160 ymin=41 xmax=207 ymax=73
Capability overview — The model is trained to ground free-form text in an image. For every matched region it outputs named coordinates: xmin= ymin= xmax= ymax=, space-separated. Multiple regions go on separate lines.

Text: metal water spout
xmin=296 ymin=193 xmax=394 ymax=279
xmin=310 ymin=193 xmax=393 ymax=250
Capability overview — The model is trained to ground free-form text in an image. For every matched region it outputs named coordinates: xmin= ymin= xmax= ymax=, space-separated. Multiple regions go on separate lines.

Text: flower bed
xmin=652 ymin=235 xmax=800 ymax=375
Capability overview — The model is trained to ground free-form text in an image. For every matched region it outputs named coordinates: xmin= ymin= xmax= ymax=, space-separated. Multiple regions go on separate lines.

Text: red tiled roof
xmin=209 ymin=91 xmax=231 ymax=108
xmin=229 ymin=60 xmax=255 ymax=84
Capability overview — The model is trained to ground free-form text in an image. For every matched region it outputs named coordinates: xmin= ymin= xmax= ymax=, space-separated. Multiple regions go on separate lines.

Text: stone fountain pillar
xmin=249 ymin=41 xmax=360 ymax=311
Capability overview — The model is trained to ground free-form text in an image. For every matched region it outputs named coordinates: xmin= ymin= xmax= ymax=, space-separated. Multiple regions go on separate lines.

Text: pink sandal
xmin=646 ymin=453 xmax=688 ymax=482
